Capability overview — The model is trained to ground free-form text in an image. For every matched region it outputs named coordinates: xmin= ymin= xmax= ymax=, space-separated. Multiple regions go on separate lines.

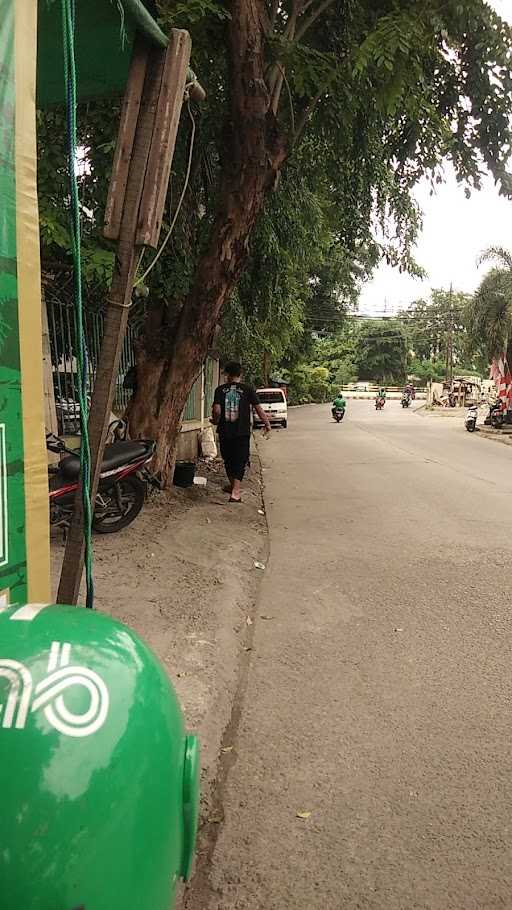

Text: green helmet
xmin=0 ymin=604 xmax=199 ymax=910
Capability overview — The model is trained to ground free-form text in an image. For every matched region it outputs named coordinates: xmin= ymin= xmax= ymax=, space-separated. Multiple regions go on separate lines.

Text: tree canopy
xmin=353 ymin=319 xmax=409 ymax=382
xmin=36 ymin=0 xmax=512 ymax=475
xmin=466 ymin=247 xmax=512 ymax=365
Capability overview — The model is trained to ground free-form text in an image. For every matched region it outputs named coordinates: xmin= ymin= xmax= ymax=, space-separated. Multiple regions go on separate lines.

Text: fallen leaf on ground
xmin=221 ymin=746 xmax=233 ymax=753
xmin=393 ymin=627 xmax=404 ymax=633
xmin=258 ymin=509 xmax=265 ymax=515
xmin=260 ymin=615 xmax=274 ymax=620
xmin=254 ymin=561 xmax=266 ymax=570
xmin=246 ymin=616 xmax=253 ymax=626
xmin=296 ymin=811 xmax=311 ymax=819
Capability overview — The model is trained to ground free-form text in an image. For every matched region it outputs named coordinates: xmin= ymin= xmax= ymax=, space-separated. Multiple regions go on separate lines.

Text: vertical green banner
xmin=0 ymin=0 xmax=50 ymax=606
xmin=0 ymin=0 xmax=27 ymax=606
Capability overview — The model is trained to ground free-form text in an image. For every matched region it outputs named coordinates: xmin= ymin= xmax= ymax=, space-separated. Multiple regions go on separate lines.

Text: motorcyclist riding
xmin=332 ymin=393 xmax=346 ymax=419
xmin=375 ymin=387 xmax=386 ymax=409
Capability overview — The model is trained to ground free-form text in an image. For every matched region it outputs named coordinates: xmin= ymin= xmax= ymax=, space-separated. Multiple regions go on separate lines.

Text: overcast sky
xmin=359 ymin=0 xmax=512 ymax=316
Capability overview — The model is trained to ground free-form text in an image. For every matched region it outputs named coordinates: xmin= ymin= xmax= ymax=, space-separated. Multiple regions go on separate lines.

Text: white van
xmin=254 ymin=388 xmax=288 ymax=428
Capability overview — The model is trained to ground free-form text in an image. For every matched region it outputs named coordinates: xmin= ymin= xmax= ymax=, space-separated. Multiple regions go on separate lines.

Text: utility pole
xmin=446 ymin=283 xmax=454 ymax=385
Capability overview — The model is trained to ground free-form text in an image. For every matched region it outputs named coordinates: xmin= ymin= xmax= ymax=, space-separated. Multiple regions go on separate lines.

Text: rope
xmin=134 ymin=100 xmax=197 ymax=286
xmin=61 ymin=0 xmax=94 ymax=609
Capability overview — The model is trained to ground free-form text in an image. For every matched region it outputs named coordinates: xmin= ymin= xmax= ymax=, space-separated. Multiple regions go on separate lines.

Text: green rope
xmin=61 ymin=0 xmax=94 ymax=609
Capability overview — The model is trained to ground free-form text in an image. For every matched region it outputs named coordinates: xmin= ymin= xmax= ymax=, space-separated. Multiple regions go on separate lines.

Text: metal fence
xmin=45 ymin=295 xmax=216 ymax=433
xmin=182 ymin=358 xmax=218 ymax=424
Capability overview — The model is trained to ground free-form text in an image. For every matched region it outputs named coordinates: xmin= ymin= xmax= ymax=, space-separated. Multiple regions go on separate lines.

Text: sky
xmin=358 ymin=0 xmax=512 ymax=317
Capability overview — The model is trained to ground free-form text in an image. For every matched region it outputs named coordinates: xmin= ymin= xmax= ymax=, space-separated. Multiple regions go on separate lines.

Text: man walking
xmin=212 ymin=361 xmax=271 ymax=502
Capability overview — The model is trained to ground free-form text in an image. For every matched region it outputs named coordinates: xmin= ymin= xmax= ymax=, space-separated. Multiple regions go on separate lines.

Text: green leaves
xmin=466 ymin=250 xmax=512 ymax=363
xmin=168 ymin=0 xmax=230 ymax=24
xmin=353 ymin=319 xmax=409 ymax=383
xmin=353 ymin=11 xmax=419 ymax=78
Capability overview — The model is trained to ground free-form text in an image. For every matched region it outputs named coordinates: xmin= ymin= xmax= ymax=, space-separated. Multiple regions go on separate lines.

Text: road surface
xmin=187 ymin=401 xmax=512 ymax=910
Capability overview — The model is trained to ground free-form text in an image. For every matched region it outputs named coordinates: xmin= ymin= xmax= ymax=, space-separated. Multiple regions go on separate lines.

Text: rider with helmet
xmin=332 ymin=392 xmax=347 ymax=419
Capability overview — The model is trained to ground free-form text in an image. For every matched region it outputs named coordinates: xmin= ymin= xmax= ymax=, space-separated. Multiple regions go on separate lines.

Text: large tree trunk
xmin=128 ymin=0 xmax=286 ymax=483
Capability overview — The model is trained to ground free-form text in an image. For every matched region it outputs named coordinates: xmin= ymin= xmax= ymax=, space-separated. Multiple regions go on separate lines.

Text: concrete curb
xmin=414 ymin=406 xmax=469 ymax=418
xmin=475 ymin=428 xmax=512 ymax=447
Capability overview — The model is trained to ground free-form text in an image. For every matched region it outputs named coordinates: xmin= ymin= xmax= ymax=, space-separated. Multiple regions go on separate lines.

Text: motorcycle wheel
xmin=92 ymin=476 xmax=146 ymax=533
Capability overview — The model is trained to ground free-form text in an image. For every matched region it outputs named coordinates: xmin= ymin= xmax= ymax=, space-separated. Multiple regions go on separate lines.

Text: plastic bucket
xmin=173 ymin=461 xmax=196 ymax=487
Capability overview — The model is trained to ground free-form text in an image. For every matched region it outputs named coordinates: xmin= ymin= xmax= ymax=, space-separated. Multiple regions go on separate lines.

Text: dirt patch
xmin=50 ymin=453 xmax=268 ymax=890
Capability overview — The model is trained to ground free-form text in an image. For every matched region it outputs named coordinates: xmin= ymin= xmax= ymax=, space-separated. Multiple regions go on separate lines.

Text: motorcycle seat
xmin=60 ymin=441 xmax=153 ymax=480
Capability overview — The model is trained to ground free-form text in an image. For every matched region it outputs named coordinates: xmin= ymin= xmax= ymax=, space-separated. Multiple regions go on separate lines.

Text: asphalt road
xmin=190 ymin=401 xmax=512 ymax=910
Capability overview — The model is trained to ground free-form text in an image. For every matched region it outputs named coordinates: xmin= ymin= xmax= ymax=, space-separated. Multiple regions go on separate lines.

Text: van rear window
xmin=257 ymin=390 xmax=285 ymax=404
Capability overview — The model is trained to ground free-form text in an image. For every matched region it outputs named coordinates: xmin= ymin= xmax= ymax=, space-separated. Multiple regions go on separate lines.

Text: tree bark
xmin=128 ymin=0 xmax=287 ymax=483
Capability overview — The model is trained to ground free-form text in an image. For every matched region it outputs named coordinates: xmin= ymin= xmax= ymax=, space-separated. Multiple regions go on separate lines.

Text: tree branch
xmin=271 ymin=62 xmax=295 ymax=126
xmin=295 ymin=0 xmax=336 ymax=42
xmin=267 ymin=0 xmax=301 ymax=101
xmin=284 ymin=0 xmax=303 ymax=40
xmin=290 ymin=77 xmax=334 ymax=145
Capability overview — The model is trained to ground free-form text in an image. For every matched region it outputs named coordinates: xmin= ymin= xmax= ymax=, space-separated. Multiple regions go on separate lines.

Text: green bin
xmin=0 ymin=604 xmax=199 ymax=909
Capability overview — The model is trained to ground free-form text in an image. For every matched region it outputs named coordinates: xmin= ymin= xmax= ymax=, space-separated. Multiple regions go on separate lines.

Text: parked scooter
xmin=465 ymin=405 xmax=478 ymax=432
xmin=47 ymin=431 xmax=156 ymax=533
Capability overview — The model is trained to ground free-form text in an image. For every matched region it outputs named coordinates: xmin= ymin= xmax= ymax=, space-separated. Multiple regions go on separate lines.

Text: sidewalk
xmin=476 ymin=426 xmax=512 ymax=447
xmin=51 ymin=452 xmax=269 ymax=905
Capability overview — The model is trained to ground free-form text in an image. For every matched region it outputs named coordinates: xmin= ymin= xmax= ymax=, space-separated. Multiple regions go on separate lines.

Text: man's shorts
xmin=219 ymin=435 xmax=251 ymax=481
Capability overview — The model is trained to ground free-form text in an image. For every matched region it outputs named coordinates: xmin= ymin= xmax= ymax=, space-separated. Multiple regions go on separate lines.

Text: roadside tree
xmin=39 ymin=1 xmax=512 ymax=482
xmin=354 ymin=319 xmax=409 ymax=383
xmin=466 ymin=247 xmax=512 ymax=366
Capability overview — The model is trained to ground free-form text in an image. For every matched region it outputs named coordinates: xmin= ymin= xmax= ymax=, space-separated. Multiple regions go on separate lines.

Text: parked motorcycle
xmin=46 ymin=432 xmax=156 ymax=533
xmin=375 ymin=397 xmax=385 ymax=410
xmin=332 ymin=408 xmax=345 ymax=423
xmin=490 ymin=403 xmax=505 ymax=429
xmin=401 ymin=393 xmax=411 ymax=408
xmin=465 ymin=405 xmax=478 ymax=432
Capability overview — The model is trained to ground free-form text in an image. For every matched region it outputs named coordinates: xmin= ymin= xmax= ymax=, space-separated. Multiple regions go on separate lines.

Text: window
xmin=257 ymin=390 xmax=285 ymax=404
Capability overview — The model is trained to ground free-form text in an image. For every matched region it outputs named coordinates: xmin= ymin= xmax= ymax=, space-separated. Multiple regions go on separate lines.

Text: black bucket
xmin=173 ymin=461 xmax=196 ymax=488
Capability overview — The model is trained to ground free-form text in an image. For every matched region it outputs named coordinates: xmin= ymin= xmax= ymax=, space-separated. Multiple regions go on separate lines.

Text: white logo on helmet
xmin=0 ymin=641 xmax=109 ymax=737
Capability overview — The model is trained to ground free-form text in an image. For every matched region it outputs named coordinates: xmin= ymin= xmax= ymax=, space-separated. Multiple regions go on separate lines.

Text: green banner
xmin=0 ymin=0 xmax=50 ymax=606
xmin=0 ymin=0 xmax=27 ymax=606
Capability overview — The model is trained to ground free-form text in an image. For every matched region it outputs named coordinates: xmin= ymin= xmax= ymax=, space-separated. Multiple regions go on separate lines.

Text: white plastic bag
xmin=200 ymin=426 xmax=217 ymax=460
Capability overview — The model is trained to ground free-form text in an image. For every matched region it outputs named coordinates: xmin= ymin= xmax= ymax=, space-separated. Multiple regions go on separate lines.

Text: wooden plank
xmin=57 ymin=44 xmax=168 ymax=606
xmin=103 ymin=38 xmax=150 ymax=241
xmin=136 ymin=29 xmax=191 ymax=249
